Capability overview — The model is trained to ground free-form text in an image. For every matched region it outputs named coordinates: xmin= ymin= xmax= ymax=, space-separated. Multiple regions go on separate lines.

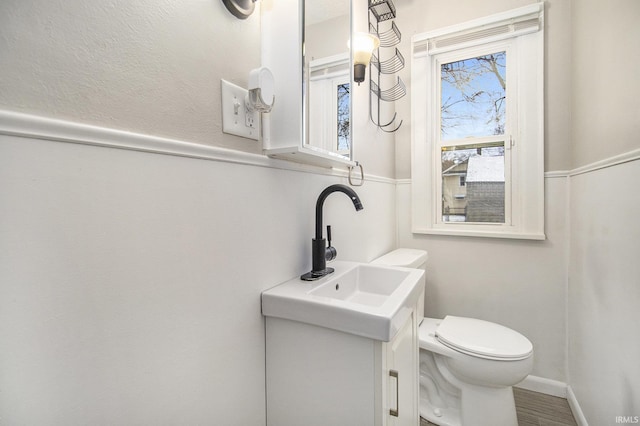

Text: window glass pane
xmin=442 ymin=142 xmax=505 ymax=223
xmin=337 ymin=83 xmax=350 ymax=151
xmin=441 ymin=52 xmax=506 ymax=140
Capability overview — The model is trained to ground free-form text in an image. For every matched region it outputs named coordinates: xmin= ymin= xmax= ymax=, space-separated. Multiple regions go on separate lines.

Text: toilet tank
xmin=371 ymin=248 xmax=428 ymax=269
xmin=371 ymin=249 xmax=428 ymax=324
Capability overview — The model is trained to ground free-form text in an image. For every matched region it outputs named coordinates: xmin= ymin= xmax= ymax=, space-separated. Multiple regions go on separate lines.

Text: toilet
xmin=371 ymin=249 xmax=533 ymax=426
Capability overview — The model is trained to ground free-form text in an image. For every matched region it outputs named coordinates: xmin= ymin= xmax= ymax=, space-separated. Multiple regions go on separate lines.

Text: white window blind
xmin=414 ymin=3 xmax=543 ymax=55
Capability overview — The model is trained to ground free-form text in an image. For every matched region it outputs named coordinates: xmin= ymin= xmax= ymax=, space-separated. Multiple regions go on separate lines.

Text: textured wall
xmin=393 ymin=0 xmax=573 ymax=178
xmin=0 ymin=0 xmax=397 ymax=423
xmin=570 ymin=0 xmax=640 ymax=169
xmin=0 ymin=0 xmax=262 ymax=153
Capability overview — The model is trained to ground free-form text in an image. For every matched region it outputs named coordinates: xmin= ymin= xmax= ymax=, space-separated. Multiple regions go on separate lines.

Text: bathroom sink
xmin=261 ymin=261 xmax=424 ymax=341
xmin=308 ymin=264 xmax=409 ymax=306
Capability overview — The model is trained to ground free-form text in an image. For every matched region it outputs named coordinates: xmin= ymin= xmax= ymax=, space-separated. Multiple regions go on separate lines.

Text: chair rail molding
xmin=0 ymin=109 xmax=394 ymax=185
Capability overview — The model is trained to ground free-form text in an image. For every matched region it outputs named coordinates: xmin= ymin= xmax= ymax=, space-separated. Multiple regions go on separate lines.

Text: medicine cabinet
xmin=261 ymin=0 xmax=357 ymax=168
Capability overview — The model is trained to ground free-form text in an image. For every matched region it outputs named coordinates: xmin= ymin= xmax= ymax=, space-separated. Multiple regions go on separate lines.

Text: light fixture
xmin=222 ymin=0 xmax=259 ymax=20
xmin=352 ymin=32 xmax=380 ymax=85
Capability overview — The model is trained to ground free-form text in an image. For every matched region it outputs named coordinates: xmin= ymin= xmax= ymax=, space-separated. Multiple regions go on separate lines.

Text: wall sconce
xmin=222 ymin=0 xmax=259 ymax=19
xmin=352 ymin=33 xmax=380 ymax=85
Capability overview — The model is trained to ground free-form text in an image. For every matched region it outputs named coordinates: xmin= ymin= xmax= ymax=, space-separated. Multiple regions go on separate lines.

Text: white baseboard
xmin=567 ymin=385 xmax=589 ymax=426
xmin=515 ymin=374 xmax=567 ymax=397
xmin=515 ymin=376 xmax=588 ymax=425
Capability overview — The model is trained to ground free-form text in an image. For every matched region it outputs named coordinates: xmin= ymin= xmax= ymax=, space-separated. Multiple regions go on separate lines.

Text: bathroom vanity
xmin=262 ymin=261 xmax=424 ymax=426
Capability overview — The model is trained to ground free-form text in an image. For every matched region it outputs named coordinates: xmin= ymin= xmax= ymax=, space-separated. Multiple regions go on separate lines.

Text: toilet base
xmin=420 ymin=382 xmax=518 ymax=426
xmin=420 ymin=396 xmax=460 ymax=426
xmin=460 ymin=383 xmax=518 ymax=426
xmin=419 ymin=351 xmax=461 ymax=426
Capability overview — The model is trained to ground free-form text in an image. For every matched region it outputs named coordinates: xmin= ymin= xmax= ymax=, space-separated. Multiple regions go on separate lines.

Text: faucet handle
xmin=325 ymin=225 xmax=337 ymax=262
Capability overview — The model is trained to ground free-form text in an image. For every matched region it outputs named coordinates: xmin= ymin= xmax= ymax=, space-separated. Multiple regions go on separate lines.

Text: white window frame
xmin=333 ymin=79 xmax=351 ymax=156
xmin=411 ymin=3 xmax=545 ymax=240
xmin=308 ymin=53 xmax=351 ymax=156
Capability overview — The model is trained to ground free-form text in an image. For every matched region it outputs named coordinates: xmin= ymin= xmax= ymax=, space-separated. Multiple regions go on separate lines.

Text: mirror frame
xmin=302 ymin=0 xmax=353 ymax=162
xmin=260 ymin=0 xmax=356 ymax=168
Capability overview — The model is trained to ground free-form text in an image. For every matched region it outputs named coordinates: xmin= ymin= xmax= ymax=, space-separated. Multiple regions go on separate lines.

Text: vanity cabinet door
xmin=265 ymin=311 xmax=420 ymax=426
xmin=385 ymin=312 xmax=419 ymax=426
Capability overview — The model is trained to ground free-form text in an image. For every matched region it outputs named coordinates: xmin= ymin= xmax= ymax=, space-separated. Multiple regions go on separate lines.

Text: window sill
xmin=412 ymin=227 xmax=546 ymax=241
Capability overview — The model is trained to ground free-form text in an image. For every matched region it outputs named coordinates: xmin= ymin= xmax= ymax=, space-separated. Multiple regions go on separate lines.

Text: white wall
xmin=351 ymin=0 xmax=397 ymax=178
xmin=0 ymin=0 xmax=397 ymax=423
xmin=393 ymin=0 xmax=572 ymax=383
xmin=568 ymin=161 xmax=640 ymax=424
xmin=0 ymin=129 xmax=396 ymax=424
xmin=399 ymin=0 xmax=640 ymax=421
xmin=2 ymin=0 xmax=639 ymax=424
xmin=397 ymin=177 xmax=569 ymax=381
xmin=568 ymin=0 xmax=640 ymax=423
xmin=395 ymin=5 xmax=640 ymax=420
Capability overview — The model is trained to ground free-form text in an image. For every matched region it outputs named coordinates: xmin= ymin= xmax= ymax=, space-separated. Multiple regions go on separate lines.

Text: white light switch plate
xmin=221 ymin=79 xmax=260 ymax=140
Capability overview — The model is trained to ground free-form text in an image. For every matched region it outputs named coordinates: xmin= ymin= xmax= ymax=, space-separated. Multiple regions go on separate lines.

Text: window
xmin=411 ymin=3 xmax=545 ymax=239
xmin=336 ymin=82 xmax=350 ymax=154
xmin=308 ymin=54 xmax=351 ymax=156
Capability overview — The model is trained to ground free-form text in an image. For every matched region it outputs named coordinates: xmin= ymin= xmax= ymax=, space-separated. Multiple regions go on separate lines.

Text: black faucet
xmin=301 ymin=184 xmax=363 ymax=281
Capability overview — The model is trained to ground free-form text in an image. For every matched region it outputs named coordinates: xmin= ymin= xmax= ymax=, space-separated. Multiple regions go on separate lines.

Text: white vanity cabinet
xmin=265 ymin=310 xmax=419 ymax=426
xmin=383 ymin=310 xmax=419 ymax=426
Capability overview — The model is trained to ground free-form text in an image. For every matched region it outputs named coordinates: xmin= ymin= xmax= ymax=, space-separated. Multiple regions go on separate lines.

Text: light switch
xmin=221 ymin=79 xmax=260 ymax=141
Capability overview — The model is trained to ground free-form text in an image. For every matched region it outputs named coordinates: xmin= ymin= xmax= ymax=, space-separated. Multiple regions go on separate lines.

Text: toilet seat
xmin=435 ymin=316 xmax=533 ymax=361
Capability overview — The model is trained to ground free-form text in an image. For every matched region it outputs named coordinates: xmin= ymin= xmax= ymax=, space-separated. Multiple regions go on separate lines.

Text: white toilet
xmin=371 ymin=249 xmax=533 ymax=426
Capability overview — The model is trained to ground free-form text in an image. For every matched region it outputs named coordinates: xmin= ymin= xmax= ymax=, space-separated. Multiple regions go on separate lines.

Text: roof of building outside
xmin=466 ymin=156 xmax=504 ymax=182
xmin=442 ymin=161 xmax=469 ymax=176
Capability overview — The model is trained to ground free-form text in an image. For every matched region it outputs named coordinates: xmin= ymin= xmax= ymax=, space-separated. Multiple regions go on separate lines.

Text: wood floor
xmin=420 ymin=388 xmax=578 ymax=426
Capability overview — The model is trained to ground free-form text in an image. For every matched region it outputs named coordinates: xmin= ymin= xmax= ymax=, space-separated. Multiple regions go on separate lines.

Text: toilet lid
xmin=435 ymin=316 xmax=533 ymax=361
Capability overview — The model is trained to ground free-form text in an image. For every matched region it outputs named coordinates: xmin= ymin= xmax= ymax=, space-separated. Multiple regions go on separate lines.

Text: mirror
xmin=304 ymin=0 xmax=352 ymax=159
